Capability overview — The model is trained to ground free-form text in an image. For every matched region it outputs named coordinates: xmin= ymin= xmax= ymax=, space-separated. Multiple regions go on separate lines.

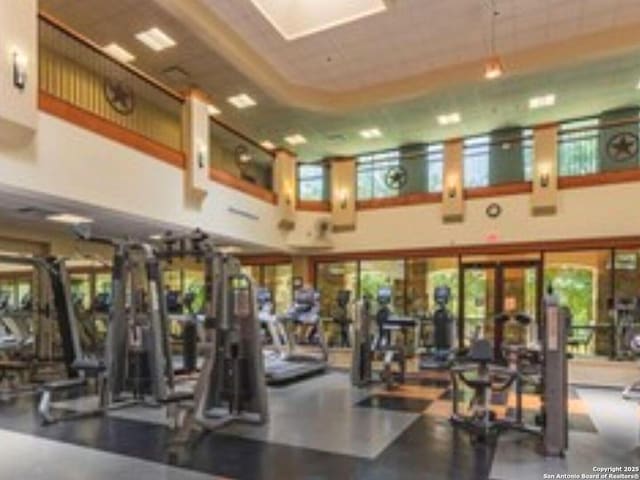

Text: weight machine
xmin=450 ymin=287 xmax=568 ymax=456
xmin=39 ymin=230 xmax=188 ymax=424
xmin=159 ymin=231 xmax=267 ymax=450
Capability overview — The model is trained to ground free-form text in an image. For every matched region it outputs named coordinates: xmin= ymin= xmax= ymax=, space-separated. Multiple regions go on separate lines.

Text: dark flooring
xmin=0 ymin=389 xmax=495 ymax=480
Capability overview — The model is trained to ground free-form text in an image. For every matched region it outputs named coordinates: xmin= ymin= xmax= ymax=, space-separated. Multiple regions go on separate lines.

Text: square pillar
xmin=531 ymin=124 xmax=558 ymax=216
xmin=442 ymin=139 xmax=464 ymax=222
xmin=330 ymin=157 xmax=356 ymax=232
xmin=182 ymin=89 xmax=210 ymax=201
xmin=274 ymin=148 xmax=297 ymax=230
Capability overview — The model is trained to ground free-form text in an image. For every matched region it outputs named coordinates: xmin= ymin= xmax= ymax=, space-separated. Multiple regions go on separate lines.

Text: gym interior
xmin=1 ymin=1 xmax=639 ymax=479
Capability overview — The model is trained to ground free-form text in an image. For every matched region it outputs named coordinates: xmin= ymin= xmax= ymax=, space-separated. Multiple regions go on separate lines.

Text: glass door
xmin=460 ymin=261 xmax=541 ymax=352
xmin=461 ymin=265 xmax=498 ymax=345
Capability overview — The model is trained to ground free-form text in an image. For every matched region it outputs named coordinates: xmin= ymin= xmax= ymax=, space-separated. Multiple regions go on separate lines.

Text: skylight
xmin=250 ymin=0 xmax=388 ymax=41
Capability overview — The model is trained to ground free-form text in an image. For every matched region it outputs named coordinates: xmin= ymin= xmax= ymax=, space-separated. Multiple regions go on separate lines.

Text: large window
xmin=263 ymin=264 xmax=293 ymax=314
xmin=357 ymin=144 xmax=443 ymax=200
xmin=241 ymin=263 xmax=293 ymax=314
xmin=522 ymin=129 xmax=534 ymax=181
xmin=406 ymin=257 xmax=458 ymax=317
xmin=544 ymin=250 xmax=612 ymax=356
xmin=316 ymin=262 xmax=357 ymax=316
xmin=357 ymin=150 xmax=401 ymax=200
xmin=463 ymin=136 xmax=490 ymax=188
xmin=427 ymin=143 xmax=444 ymax=192
xmin=558 ymin=118 xmax=599 ymax=177
xmin=297 ymin=164 xmax=326 ymax=201
xmin=359 ymin=260 xmax=405 ymax=314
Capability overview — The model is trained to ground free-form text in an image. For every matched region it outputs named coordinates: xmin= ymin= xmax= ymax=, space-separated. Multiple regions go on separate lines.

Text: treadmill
xmin=261 ymin=288 xmax=328 ymax=384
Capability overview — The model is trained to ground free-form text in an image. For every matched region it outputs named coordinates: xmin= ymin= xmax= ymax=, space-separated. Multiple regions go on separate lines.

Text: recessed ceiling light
xmin=437 ymin=112 xmax=461 ymax=126
xmin=359 ymin=128 xmax=382 ymax=139
xmin=529 ymin=94 xmax=556 ymax=109
xmin=207 ymin=105 xmax=221 ymax=116
xmin=284 ymin=134 xmax=307 ymax=146
xmin=261 ymin=140 xmax=276 ymax=150
xmin=227 ymin=94 xmax=257 ymax=109
xmin=135 ymin=27 xmax=176 ymax=52
xmin=46 ymin=213 xmax=94 ymax=225
xmin=102 ymin=43 xmax=135 ymax=63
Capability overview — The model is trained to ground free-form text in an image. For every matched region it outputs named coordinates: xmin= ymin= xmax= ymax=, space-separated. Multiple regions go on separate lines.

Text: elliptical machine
xmin=352 ymin=288 xmax=415 ymax=390
xmin=331 ymin=290 xmax=352 ymax=348
xmin=420 ymin=285 xmax=456 ymax=370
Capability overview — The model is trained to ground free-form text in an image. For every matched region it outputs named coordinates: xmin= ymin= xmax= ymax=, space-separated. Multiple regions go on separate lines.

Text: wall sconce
xmin=284 ymin=190 xmax=292 ymax=206
xmin=339 ymin=189 xmax=349 ymax=209
xmin=12 ymin=50 xmax=27 ymax=90
xmin=538 ymin=165 xmax=551 ymax=188
xmin=196 ymin=142 xmax=207 ymax=169
xmin=447 ymin=183 xmax=457 ymax=199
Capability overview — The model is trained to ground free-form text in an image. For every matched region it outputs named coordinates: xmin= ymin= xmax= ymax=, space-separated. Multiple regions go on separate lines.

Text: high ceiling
xmin=39 ymin=0 xmax=640 ymax=160
xmin=206 ymin=0 xmax=640 ymax=91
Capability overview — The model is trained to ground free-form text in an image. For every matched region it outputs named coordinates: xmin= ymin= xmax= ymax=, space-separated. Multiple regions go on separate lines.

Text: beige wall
xmin=0 ymin=112 xmax=286 ymax=251
xmin=0 ymin=0 xmax=37 ymax=139
xmin=299 ymin=181 xmax=640 ymax=254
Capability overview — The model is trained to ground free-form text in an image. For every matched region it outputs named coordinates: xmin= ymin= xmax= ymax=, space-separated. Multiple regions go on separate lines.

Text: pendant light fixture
xmin=484 ymin=0 xmax=504 ymax=80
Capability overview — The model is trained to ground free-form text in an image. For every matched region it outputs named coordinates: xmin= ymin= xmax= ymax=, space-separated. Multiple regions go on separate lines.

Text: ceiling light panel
xmin=46 ymin=213 xmax=94 ymax=225
xmin=102 ymin=43 xmax=135 ymax=63
xmin=284 ymin=134 xmax=307 ymax=145
xmin=227 ymin=93 xmax=257 ymax=109
xmin=437 ymin=112 xmax=461 ymax=126
xmin=135 ymin=27 xmax=177 ymax=51
xmin=360 ymin=128 xmax=382 ymax=139
xmin=251 ymin=0 xmax=387 ymax=40
xmin=529 ymin=94 xmax=556 ymax=109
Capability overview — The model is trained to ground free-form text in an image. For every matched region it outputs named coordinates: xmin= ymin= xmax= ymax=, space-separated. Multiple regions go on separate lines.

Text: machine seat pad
xmin=43 ymin=378 xmax=87 ymax=391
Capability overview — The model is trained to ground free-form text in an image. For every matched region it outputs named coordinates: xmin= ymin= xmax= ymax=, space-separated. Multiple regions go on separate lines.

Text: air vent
xmin=326 ymin=133 xmax=346 ymax=142
xmin=16 ymin=206 xmax=57 ymax=217
xmin=162 ymin=66 xmax=190 ymax=85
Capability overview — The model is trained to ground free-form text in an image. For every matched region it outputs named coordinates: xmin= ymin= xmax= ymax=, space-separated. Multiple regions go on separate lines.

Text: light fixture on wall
xmin=12 ymin=50 xmax=27 ymax=90
xmin=283 ymin=184 xmax=293 ymax=206
xmin=197 ymin=141 xmax=207 ymax=169
xmin=539 ymin=164 xmax=551 ymax=188
xmin=339 ymin=189 xmax=349 ymax=209
xmin=484 ymin=1 xmax=503 ymax=80
xmin=447 ymin=182 xmax=458 ymax=199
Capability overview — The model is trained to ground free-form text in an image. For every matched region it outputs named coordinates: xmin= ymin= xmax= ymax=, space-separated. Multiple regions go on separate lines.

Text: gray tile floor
xmin=0 ymin=427 xmax=226 ymax=480
xmin=490 ymin=387 xmax=640 ymax=480
xmin=57 ymin=372 xmax=419 ymax=459
xmin=220 ymin=372 xmax=419 ymax=459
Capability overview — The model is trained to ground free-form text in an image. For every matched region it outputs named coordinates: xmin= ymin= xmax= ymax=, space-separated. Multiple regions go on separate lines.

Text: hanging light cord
xmin=489 ymin=0 xmax=499 ymax=56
